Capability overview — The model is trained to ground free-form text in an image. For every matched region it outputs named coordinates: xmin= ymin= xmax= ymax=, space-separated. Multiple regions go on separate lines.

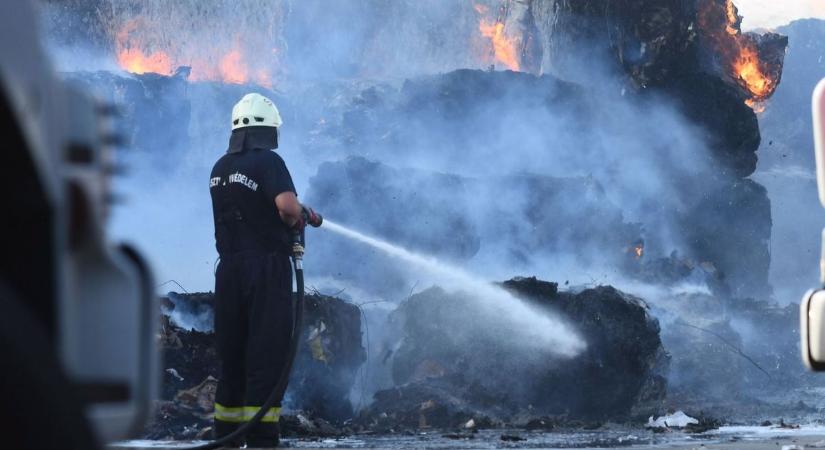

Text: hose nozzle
xmin=303 ymin=206 xmax=323 ymax=228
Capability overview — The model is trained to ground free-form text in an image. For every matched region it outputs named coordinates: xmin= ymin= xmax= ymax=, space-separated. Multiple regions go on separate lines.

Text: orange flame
xmin=725 ymin=0 xmax=739 ymax=35
xmin=115 ymin=20 xmax=173 ymax=75
xmin=634 ymin=244 xmax=644 ymax=259
xmin=699 ymin=0 xmax=779 ymax=107
xmin=116 ymin=47 xmax=173 ymax=76
xmin=479 ymin=19 xmax=521 ymax=71
xmin=732 ymin=45 xmax=772 ymax=99
xmin=219 ymin=50 xmax=249 ymax=85
xmin=114 ymin=21 xmax=274 ymax=87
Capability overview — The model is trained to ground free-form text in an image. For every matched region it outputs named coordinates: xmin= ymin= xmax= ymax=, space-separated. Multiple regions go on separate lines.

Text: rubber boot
xmin=245 ymin=422 xmax=280 ymax=448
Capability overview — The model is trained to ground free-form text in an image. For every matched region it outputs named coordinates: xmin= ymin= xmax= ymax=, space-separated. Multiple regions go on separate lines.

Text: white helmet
xmin=231 ymin=93 xmax=283 ymax=130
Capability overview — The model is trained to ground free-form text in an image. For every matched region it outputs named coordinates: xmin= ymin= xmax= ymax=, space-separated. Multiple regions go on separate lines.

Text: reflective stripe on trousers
xmin=214 ymin=403 xmax=281 ymax=423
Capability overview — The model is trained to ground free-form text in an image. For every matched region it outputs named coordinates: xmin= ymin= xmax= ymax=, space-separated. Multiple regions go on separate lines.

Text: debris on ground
xmin=500 ymin=434 xmax=527 ymax=442
xmin=646 ymin=411 xmax=698 ymax=429
xmin=778 ymin=419 xmax=802 ymax=429
xmin=682 ymin=414 xmax=723 ymax=433
xmin=143 ymin=292 xmax=365 ymax=439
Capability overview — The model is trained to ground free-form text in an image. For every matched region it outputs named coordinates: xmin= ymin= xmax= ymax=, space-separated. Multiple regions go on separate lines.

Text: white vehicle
xmin=0 ymin=2 xmax=158 ymax=449
xmin=801 ymin=78 xmax=825 ymax=371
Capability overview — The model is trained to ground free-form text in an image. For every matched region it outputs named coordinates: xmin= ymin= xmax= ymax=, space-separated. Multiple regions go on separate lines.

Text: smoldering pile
xmin=301 ymin=0 xmax=787 ymax=300
xmin=147 ymin=278 xmax=680 ymax=438
xmin=355 ymin=278 xmax=811 ymax=433
xmin=359 ymin=277 xmax=669 ymax=431
xmin=146 ymin=292 xmax=366 ymax=440
xmin=303 ymin=67 xmax=772 ymax=299
xmin=147 ymin=281 xmax=810 ymax=440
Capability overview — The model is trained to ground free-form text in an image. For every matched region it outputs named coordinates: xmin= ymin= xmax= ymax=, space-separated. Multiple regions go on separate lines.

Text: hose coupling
xmin=292 ymin=242 xmax=304 ymax=260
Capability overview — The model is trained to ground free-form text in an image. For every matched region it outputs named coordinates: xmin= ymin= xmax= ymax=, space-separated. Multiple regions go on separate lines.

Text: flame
xmin=732 ymin=45 xmax=772 ymax=99
xmin=722 ymin=1 xmax=774 ymax=100
xmin=634 ymin=244 xmax=644 ymax=259
xmin=698 ymin=0 xmax=779 ymax=107
xmin=116 ymin=47 xmax=173 ymax=76
xmin=219 ymin=50 xmax=249 ymax=85
xmin=115 ymin=20 xmax=173 ymax=75
xmin=114 ymin=20 xmax=274 ymax=87
xmin=725 ymin=1 xmax=739 ymax=35
xmin=478 ymin=19 xmax=521 ymax=71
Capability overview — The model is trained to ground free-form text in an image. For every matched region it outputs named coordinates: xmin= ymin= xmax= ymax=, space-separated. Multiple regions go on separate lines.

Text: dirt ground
xmin=617 ymin=434 xmax=825 ymax=450
xmin=111 ymin=426 xmax=825 ymax=449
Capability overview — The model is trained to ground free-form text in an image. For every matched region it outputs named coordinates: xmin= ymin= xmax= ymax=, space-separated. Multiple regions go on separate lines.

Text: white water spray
xmin=321 ymin=219 xmax=586 ymax=357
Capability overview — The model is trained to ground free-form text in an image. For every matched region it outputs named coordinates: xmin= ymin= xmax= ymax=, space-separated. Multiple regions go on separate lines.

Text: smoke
xmin=323 ymin=219 xmax=586 ymax=356
xmin=754 ymin=166 xmax=823 ymax=302
xmin=163 ymin=292 xmax=214 ymax=332
xmin=301 ymin=70 xmax=723 ymax=301
xmin=36 ymin=0 xmax=795 ymax=412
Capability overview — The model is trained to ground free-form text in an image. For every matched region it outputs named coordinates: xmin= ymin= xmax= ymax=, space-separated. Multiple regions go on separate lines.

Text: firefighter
xmin=209 ymin=93 xmax=316 ymax=447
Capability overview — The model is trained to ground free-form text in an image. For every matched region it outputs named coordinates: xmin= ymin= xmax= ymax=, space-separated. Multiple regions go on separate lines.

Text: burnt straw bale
xmin=358 ymin=277 xmax=668 ymax=429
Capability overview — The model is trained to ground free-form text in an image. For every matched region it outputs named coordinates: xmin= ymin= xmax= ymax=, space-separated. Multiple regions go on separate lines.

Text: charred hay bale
xmin=389 ymin=69 xmax=591 ymax=166
xmin=531 ymin=0 xmax=696 ymax=86
xmin=621 ymin=174 xmax=772 ymax=298
xmin=306 ymin=69 xmax=591 ymax=166
xmin=306 ymin=158 xmax=642 ymax=291
xmin=677 ymin=177 xmax=771 ymax=298
xmin=398 ymin=69 xmax=587 ymax=124
xmin=361 ymin=377 xmax=486 ymax=432
xmin=658 ymin=73 xmax=761 ymax=177
xmin=528 ymin=0 xmax=786 ymax=178
xmin=304 ymin=67 xmax=768 ymax=294
xmin=288 ymin=293 xmax=366 ymax=421
xmin=362 ymin=277 xmax=667 ymax=428
xmin=497 ymin=174 xmax=642 ymax=267
xmin=307 ymin=157 xmax=481 ymax=261
xmin=502 ymin=279 xmax=669 ymax=417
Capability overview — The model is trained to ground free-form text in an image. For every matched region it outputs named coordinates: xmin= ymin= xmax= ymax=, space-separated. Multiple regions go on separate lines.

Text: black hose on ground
xmin=187 ymin=231 xmax=307 ymax=450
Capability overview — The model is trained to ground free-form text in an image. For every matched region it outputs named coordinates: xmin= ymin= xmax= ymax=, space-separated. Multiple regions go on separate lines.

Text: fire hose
xmin=188 ymin=207 xmax=323 ymax=450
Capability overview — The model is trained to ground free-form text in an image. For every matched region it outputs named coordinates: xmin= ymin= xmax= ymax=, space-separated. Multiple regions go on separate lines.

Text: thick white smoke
xmin=37 ymin=0 xmax=796 ymax=409
xmin=323 ymin=219 xmax=586 ymax=356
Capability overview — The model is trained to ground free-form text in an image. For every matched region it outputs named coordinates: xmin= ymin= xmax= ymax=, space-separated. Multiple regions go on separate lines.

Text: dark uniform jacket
xmin=209 ymin=127 xmax=296 ymax=256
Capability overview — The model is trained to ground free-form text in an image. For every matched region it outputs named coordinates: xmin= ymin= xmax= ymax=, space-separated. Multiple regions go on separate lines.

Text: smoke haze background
xmin=36 ymin=0 xmax=825 ymax=408
xmin=40 ymin=0 xmax=720 ymax=294
xmin=736 ymin=0 xmax=825 ymax=30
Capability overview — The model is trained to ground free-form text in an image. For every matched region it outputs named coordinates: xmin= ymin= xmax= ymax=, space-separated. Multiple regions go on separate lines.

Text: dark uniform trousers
xmin=213 ymin=250 xmax=293 ymax=443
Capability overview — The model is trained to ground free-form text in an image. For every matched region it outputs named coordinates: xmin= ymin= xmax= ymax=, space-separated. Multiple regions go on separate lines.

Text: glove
xmin=302 ymin=206 xmax=323 ymax=228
